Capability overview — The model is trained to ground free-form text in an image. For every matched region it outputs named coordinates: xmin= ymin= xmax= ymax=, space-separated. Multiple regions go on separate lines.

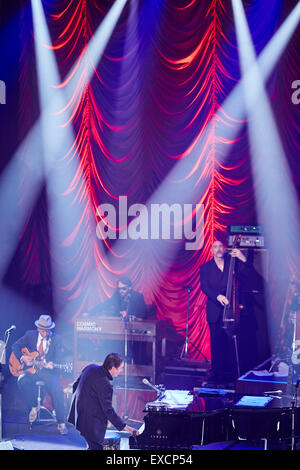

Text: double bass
xmin=222 ymin=234 xmax=242 ymax=376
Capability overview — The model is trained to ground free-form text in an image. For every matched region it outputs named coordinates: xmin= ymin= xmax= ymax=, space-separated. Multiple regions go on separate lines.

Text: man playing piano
xmin=68 ymin=353 xmax=137 ymax=449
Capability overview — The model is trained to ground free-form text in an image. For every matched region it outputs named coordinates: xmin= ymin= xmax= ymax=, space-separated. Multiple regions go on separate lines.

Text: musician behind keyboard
xmin=86 ymin=277 xmax=147 ymax=320
xmin=83 ymin=277 xmax=148 ymax=364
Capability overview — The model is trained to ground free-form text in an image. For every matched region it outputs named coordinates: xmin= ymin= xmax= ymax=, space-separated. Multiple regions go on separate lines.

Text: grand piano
xmin=130 ymin=388 xmax=300 ymax=450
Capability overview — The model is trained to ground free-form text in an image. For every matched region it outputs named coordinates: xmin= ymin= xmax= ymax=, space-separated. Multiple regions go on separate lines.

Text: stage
xmin=1 ymin=0 xmax=300 ymax=454
xmin=2 ymin=358 xmax=300 ymax=451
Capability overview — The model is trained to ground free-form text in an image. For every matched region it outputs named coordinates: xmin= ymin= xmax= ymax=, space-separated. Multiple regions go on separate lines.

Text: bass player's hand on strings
xmin=217 ymin=294 xmax=229 ymax=306
xmin=230 ymin=248 xmax=246 ymax=262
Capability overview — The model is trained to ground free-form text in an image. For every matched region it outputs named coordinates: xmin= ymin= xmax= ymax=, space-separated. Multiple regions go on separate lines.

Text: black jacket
xmin=89 ymin=290 xmax=147 ymax=318
xmin=200 ymin=254 xmax=250 ymax=323
xmin=68 ymin=364 xmax=125 ymax=444
xmin=11 ymin=330 xmax=63 ymax=373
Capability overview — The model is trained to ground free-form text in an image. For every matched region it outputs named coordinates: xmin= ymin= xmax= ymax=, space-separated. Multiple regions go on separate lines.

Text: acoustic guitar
xmin=9 ymin=347 xmax=73 ymax=377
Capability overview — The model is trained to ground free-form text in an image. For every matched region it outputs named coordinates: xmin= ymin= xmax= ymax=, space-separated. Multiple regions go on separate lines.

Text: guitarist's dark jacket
xmin=200 ymin=254 xmax=251 ymax=323
xmin=11 ymin=330 xmax=63 ymax=374
xmin=68 ymin=364 xmax=125 ymax=445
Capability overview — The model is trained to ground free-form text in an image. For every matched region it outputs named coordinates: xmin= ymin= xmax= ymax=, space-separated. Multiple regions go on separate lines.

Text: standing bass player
xmin=200 ymin=240 xmax=250 ymax=387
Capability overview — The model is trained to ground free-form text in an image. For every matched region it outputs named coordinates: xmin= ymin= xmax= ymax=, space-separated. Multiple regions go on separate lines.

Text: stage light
xmin=232 ymin=0 xmax=300 ymax=347
xmin=97 ymin=1 xmax=300 ymax=289
xmin=31 ymin=0 xmax=96 ymax=319
xmin=0 ymin=0 xmax=131 ymax=313
xmin=31 ymin=0 xmax=132 ymax=319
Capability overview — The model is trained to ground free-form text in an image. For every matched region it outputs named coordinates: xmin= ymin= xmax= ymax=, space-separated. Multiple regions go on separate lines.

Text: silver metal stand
xmin=180 ymin=286 xmax=208 ymax=361
xmin=0 ymin=329 xmax=14 ymax=441
xmin=233 ymin=334 xmax=241 ymax=378
xmin=123 ymin=315 xmax=129 ymax=420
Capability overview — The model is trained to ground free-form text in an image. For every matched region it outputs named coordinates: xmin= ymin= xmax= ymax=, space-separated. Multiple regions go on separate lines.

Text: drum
xmin=103 ymin=431 xmax=121 ymax=450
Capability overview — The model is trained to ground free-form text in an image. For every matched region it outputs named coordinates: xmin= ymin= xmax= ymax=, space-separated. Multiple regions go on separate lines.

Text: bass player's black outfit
xmin=200 ymin=254 xmax=251 ymax=384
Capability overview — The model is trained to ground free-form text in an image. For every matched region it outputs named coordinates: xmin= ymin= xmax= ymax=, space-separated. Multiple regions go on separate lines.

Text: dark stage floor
xmin=1 ymin=398 xmax=299 ymax=451
xmin=1 ymin=358 xmax=300 ymax=451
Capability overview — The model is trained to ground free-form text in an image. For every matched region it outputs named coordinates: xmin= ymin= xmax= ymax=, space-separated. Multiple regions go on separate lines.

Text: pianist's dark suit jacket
xmin=89 ymin=289 xmax=147 ymax=318
xmin=68 ymin=364 xmax=125 ymax=444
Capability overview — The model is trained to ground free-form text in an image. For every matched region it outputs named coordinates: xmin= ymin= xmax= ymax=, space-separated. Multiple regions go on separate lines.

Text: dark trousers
xmin=84 ymin=437 xmax=103 ymax=450
xmin=208 ymin=320 xmax=239 ymax=382
xmin=17 ymin=369 xmax=65 ymax=423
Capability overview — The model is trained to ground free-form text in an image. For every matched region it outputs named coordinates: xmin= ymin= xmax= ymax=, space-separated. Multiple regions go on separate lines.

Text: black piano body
xmin=130 ymin=389 xmax=300 ymax=449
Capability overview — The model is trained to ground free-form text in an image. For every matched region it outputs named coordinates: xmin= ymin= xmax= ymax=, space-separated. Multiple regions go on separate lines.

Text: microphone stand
xmin=180 ymin=286 xmax=209 ymax=362
xmin=0 ymin=329 xmax=13 ymax=442
xmin=123 ymin=314 xmax=129 ymax=421
xmin=290 ymin=379 xmax=299 ymax=450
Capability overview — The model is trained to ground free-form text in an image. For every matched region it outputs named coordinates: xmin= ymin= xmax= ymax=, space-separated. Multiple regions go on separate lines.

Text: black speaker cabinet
xmin=240 ymin=248 xmax=269 ymax=292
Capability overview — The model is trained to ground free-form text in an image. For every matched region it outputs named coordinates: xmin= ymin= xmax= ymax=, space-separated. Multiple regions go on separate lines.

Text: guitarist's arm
xmin=45 ymin=333 xmax=64 ymax=370
xmin=11 ymin=331 xmax=34 ymax=366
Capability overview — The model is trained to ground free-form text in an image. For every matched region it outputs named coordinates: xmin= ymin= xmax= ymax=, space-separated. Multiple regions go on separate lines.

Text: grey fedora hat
xmin=34 ymin=314 xmax=55 ymax=330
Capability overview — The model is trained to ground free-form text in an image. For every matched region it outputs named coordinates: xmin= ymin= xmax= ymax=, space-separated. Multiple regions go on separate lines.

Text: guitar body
xmin=9 ymin=348 xmax=40 ymax=377
xmin=9 ymin=347 xmax=73 ymax=377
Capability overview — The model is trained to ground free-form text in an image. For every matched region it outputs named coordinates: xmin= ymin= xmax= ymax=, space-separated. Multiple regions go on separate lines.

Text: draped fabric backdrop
xmin=7 ymin=0 xmax=300 ymax=360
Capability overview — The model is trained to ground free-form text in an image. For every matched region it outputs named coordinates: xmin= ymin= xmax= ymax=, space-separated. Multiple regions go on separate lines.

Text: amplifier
xmin=227 ymin=225 xmax=264 ymax=248
xmin=227 ymin=235 xmax=264 ymax=248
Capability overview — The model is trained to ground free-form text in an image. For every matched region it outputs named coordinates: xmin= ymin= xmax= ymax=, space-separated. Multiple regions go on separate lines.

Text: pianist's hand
xmin=124 ymin=425 xmax=139 ymax=435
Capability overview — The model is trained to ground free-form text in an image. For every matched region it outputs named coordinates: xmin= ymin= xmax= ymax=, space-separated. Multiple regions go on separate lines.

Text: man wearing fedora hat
xmin=11 ymin=314 xmax=68 ymax=435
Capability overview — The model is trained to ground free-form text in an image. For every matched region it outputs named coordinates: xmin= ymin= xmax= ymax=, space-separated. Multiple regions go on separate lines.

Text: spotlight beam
xmin=31 ymin=0 xmax=130 ymax=318
xmin=232 ymin=0 xmax=300 ymax=345
xmin=0 ymin=0 xmax=130 ymax=299
xmin=98 ymin=1 xmax=300 ymax=281
xmin=62 ymin=0 xmax=129 ymax=103
xmin=31 ymin=0 xmax=93 ymax=317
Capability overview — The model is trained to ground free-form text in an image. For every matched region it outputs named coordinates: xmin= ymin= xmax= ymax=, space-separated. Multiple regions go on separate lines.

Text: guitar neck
xmin=33 ymin=359 xmax=64 ymax=369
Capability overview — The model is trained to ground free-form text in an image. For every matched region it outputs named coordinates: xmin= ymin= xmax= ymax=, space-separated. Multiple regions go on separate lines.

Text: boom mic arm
xmin=142 ymin=378 xmax=165 ymax=399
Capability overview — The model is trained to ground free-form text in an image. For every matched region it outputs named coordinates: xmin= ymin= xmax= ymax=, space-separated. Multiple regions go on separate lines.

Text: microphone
xmin=5 ymin=325 xmax=16 ymax=333
xmin=142 ymin=378 xmax=161 ymax=394
xmin=182 ymin=285 xmax=193 ymax=291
